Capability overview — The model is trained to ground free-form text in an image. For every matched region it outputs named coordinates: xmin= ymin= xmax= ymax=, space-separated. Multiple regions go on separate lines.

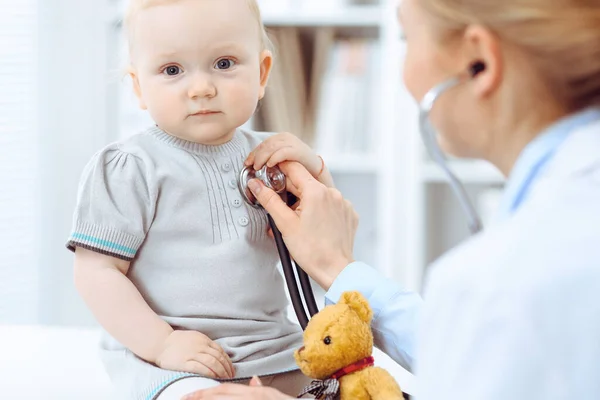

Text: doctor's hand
xmin=245 ymin=132 xmax=334 ymax=188
xmin=181 ymin=376 xmax=293 ymax=400
xmin=248 ymin=161 xmax=358 ymax=290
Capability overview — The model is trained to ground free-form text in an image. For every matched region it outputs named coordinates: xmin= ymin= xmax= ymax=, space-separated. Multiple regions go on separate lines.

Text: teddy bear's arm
xmin=363 ymin=367 xmax=404 ymax=399
xmin=340 ymin=373 xmax=370 ymax=400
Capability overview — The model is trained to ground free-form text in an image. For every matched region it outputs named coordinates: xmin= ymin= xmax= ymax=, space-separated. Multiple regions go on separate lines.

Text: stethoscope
xmin=239 ymin=166 xmax=410 ymax=400
xmin=419 ymin=61 xmax=487 ymax=236
xmin=238 ymin=165 xmax=319 ymax=330
xmin=237 ymin=61 xmax=488 ymax=331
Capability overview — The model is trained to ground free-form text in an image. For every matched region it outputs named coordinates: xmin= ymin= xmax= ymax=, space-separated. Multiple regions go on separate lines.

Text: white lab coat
xmin=416 ymin=118 xmax=600 ymax=399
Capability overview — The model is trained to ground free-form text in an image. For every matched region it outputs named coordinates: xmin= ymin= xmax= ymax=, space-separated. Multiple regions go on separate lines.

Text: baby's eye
xmin=215 ymin=58 xmax=235 ymax=70
xmin=162 ymin=65 xmax=182 ymax=76
xmin=323 ymin=336 xmax=332 ymax=345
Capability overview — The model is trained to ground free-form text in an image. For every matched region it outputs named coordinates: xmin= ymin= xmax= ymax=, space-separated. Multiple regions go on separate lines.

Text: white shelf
xmin=322 ymin=153 xmax=378 ymax=173
xmin=262 ymin=6 xmax=382 ymax=27
xmin=422 ymin=160 xmax=505 ymax=184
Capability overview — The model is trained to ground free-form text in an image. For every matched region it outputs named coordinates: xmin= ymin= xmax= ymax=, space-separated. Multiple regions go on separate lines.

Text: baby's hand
xmin=245 ymin=133 xmax=327 ymax=184
xmin=156 ymin=330 xmax=235 ymax=379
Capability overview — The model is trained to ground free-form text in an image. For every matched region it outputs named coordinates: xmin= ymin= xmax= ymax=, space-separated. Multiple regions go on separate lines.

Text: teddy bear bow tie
xmin=298 ymin=356 xmax=376 ymax=399
xmin=297 ymin=378 xmax=340 ymax=400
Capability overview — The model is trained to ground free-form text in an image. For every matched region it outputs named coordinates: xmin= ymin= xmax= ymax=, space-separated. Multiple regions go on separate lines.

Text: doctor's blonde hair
xmin=420 ymin=0 xmax=600 ymax=112
xmin=124 ymin=0 xmax=273 ymax=52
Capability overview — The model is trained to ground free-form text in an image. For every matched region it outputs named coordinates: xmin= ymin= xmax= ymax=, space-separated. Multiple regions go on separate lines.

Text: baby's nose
xmin=187 ymin=72 xmax=216 ymax=99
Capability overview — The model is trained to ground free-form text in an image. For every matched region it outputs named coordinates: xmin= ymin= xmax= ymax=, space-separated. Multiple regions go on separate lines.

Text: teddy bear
xmin=294 ymin=291 xmax=405 ymax=400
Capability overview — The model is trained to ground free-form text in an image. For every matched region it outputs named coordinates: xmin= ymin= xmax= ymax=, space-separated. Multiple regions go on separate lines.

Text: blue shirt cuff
xmin=325 ymin=261 xmax=404 ymax=320
xmin=326 ymin=261 xmax=421 ymax=372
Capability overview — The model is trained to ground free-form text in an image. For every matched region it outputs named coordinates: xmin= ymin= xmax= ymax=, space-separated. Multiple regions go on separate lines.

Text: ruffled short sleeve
xmin=66 ymin=145 xmax=156 ymax=261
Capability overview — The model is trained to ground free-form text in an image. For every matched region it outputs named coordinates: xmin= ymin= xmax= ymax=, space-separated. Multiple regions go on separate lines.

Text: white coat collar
xmin=542 ymin=114 xmax=600 ymax=180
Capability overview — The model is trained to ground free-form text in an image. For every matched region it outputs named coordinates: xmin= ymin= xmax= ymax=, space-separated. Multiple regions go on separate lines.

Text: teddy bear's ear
xmin=340 ymin=291 xmax=373 ymax=324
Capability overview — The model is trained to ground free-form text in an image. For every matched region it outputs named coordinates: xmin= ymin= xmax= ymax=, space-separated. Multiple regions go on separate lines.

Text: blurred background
xmin=1 ymin=0 xmax=506 ymax=396
xmin=1 ymin=0 xmax=506 ymax=390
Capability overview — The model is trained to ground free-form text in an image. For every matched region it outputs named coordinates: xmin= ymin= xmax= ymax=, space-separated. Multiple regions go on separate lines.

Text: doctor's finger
xmin=249 ymin=376 xmax=263 ymax=386
xmin=183 ymin=384 xmax=292 ymax=400
xmin=345 ymin=199 xmax=359 ymax=231
xmin=249 ymin=179 xmax=298 ymax=234
xmin=278 ymin=162 xmax=319 ymax=195
xmin=290 ymin=200 xmax=300 ymax=211
xmin=285 ymin=178 xmax=301 ymax=198
xmin=181 ymin=385 xmax=248 ymax=400
xmin=269 ymin=199 xmax=299 ymax=223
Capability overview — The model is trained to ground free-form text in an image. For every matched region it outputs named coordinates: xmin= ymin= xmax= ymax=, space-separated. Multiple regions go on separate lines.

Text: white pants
xmin=156 ymin=369 xmax=312 ymax=400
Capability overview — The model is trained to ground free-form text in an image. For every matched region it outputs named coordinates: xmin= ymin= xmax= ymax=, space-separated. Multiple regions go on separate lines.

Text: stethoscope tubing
xmin=267 ymin=213 xmax=319 ymax=330
xmin=419 ymin=77 xmax=483 ymax=235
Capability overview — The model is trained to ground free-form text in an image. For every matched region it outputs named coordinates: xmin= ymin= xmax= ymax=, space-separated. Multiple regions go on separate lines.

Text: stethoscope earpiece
xmin=469 ymin=61 xmax=486 ymax=78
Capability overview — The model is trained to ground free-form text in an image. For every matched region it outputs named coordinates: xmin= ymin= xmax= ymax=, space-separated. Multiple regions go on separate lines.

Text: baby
xmin=66 ymin=0 xmax=333 ymax=399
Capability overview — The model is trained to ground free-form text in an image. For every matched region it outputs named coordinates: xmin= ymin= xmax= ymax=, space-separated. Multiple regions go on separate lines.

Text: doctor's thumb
xmin=249 ymin=178 xmax=297 ymax=230
xmin=248 ymin=178 xmax=262 ymax=196
xmin=249 ymin=376 xmax=263 ymax=386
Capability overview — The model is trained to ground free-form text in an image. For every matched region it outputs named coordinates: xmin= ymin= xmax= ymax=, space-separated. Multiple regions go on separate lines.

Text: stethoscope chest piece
xmin=238 ymin=165 xmax=286 ymax=208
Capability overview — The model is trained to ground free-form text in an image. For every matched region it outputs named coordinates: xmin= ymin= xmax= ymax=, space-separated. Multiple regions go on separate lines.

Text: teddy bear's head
xmin=294 ymin=291 xmax=374 ymax=379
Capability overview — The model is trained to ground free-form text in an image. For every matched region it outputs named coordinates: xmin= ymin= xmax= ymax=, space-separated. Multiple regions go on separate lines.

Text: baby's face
xmin=129 ymin=0 xmax=271 ymax=144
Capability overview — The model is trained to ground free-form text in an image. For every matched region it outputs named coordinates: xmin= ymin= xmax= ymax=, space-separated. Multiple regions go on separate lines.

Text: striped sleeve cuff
xmin=66 ymin=222 xmax=144 ymax=261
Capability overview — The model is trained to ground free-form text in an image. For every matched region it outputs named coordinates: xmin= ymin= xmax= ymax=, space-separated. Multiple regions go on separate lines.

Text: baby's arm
xmin=69 ymin=147 xmax=233 ymax=378
xmin=74 ymin=248 xmax=235 ymax=378
xmin=74 ymin=248 xmax=172 ymax=362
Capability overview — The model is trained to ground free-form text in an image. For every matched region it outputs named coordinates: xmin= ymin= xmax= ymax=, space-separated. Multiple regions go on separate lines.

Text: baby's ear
xmin=340 ymin=291 xmax=372 ymax=324
xmin=258 ymin=50 xmax=273 ymax=100
xmin=128 ymin=66 xmax=147 ymax=110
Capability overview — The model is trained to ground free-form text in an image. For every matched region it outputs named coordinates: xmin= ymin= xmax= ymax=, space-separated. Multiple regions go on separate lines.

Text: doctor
xmin=188 ymin=0 xmax=600 ymax=398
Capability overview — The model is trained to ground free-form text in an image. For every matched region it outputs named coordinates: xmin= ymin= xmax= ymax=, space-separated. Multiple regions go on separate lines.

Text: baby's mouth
xmin=188 ymin=110 xmax=221 ymax=118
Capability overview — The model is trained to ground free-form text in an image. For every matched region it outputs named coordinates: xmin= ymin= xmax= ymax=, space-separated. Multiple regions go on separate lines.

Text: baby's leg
xmin=267 ymin=369 xmax=313 ymax=397
xmin=156 ymin=377 xmax=242 ymax=400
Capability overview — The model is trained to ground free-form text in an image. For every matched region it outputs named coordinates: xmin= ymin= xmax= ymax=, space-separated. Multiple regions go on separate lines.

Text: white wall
xmin=0 ymin=0 xmax=40 ymax=324
xmin=36 ymin=0 xmax=110 ymax=326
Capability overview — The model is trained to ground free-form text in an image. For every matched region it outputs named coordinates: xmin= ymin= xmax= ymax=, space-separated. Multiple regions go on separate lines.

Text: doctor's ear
xmin=462 ymin=25 xmax=502 ymax=98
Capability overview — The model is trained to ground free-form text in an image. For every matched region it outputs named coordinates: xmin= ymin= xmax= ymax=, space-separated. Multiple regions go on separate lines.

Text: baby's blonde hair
xmin=420 ymin=0 xmax=600 ymax=112
xmin=124 ymin=0 xmax=273 ymax=52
